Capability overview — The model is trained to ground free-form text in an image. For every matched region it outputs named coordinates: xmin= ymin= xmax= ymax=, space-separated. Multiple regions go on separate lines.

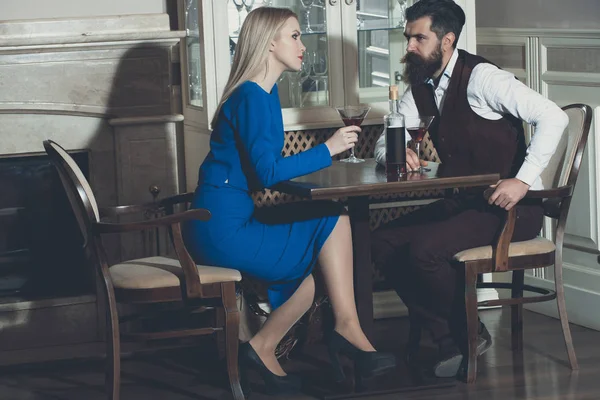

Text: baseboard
xmin=373 ymin=287 xmax=500 ymax=319
xmin=525 ymin=275 xmax=600 ymax=331
xmin=477 ymin=287 xmax=501 ymax=309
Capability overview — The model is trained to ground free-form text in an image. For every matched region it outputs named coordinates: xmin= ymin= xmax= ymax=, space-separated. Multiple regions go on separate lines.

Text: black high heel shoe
xmin=239 ymin=342 xmax=301 ymax=396
xmin=327 ymin=331 xmax=396 ymax=382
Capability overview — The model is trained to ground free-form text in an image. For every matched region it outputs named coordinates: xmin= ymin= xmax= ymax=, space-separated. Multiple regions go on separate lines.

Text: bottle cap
xmin=389 ymin=85 xmax=399 ymax=100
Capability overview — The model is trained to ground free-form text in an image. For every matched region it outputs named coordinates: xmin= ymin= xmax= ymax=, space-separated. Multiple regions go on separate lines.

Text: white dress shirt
xmin=374 ymin=49 xmax=569 ymax=190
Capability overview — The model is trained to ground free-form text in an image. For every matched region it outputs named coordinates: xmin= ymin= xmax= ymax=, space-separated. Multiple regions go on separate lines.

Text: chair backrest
xmin=539 ymin=104 xmax=593 ymax=190
xmin=43 ymin=140 xmax=100 ymax=246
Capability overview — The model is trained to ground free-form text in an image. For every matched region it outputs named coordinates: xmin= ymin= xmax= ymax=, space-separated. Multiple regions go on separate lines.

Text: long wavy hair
xmin=210 ymin=7 xmax=298 ymax=129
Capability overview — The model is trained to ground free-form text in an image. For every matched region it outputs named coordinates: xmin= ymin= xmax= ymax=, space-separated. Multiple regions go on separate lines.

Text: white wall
xmin=0 ymin=0 xmax=166 ymax=21
xmin=476 ymin=0 xmax=600 ymax=29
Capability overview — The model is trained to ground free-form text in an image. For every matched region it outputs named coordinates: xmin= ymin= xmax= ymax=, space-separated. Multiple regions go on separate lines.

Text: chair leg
xmin=464 ymin=265 xmax=479 ymax=384
xmin=221 ymin=282 xmax=244 ymax=400
xmin=554 ymin=253 xmax=578 ymax=370
xmin=511 ymin=270 xmax=524 ymax=351
xmin=216 ymin=307 xmax=226 ymax=359
xmin=106 ymin=302 xmax=121 ymax=400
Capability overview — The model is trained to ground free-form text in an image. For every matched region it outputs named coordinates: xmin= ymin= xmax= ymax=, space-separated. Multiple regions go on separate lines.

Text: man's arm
xmin=471 ymin=64 xmax=569 ymax=209
xmin=374 ymin=87 xmax=420 ymax=166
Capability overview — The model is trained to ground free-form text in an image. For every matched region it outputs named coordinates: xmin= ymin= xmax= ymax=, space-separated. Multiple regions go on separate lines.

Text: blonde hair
xmin=210 ymin=7 xmax=298 ymax=129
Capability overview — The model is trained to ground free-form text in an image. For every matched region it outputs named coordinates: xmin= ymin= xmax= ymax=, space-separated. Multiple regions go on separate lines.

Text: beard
xmin=401 ymin=45 xmax=444 ymax=86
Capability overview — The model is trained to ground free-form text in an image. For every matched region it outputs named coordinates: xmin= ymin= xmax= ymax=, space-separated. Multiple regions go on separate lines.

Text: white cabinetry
xmin=179 ymin=0 xmax=476 ymax=189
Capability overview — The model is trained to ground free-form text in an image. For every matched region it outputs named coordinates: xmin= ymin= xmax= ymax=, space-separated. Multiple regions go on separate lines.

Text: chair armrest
xmin=93 ymin=208 xmax=211 ymax=234
xmin=100 ymin=203 xmax=162 ymax=218
xmin=481 ymin=184 xmax=573 ymax=272
xmin=523 ymin=185 xmax=573 ymax=199
xmin=99 ymin=192 xmax=195 ymax=218
xmin=483 ymin=185 xmax=573 ymax=202
xmin=489 ymin=207 xmax=516 ymax=272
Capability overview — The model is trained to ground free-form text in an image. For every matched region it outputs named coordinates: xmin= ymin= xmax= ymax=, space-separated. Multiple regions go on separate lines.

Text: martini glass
xmin=335 ymin=106 xmax=371 ymax=163
xmin=405 ymin=115 xmax=435 ymax=173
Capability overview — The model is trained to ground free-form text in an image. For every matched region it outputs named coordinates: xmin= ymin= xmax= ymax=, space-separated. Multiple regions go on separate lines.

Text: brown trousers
xmin=371 ymin=196 xmax=543 ymax=346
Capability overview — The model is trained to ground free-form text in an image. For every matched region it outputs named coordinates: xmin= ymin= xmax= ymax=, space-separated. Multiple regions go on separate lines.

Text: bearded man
xmin=372 ymin=0 xmax=568 ymax=378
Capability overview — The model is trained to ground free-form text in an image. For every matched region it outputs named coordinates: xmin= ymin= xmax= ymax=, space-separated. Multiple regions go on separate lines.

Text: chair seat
xmin=110 ymin=256 xmax=241 ymax=289
xmin=454 ymin=237 xmax=556 ymax=262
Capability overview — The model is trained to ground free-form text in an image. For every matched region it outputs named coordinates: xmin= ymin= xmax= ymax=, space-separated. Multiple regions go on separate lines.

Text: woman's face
xmin=271 ymin=17 xmax=306 ymax=72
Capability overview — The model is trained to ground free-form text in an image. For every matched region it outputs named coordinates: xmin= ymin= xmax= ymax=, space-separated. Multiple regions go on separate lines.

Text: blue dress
xmin=185 ymin=81 xmax=339 ymax=309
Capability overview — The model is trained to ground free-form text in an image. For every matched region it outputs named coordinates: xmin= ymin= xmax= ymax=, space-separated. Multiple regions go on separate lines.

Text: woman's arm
xmin=234 ymin=96 xmax=332 ymax=188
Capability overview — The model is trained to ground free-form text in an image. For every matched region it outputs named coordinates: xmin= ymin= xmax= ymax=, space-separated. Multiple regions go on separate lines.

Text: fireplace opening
xmin=0 ymin=151 xmax=94 ymax=300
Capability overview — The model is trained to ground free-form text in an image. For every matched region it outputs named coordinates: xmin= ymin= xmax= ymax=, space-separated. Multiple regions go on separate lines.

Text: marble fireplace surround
xmin=0 ymin=14 xmax=186 ymax=263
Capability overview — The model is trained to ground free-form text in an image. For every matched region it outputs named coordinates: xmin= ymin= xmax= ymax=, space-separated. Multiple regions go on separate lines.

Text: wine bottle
xmin=383 ymin=85 xmax=406 ymax=177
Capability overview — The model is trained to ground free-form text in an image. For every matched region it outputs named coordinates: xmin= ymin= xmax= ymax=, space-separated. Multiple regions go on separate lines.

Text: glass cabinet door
xmin=342 ymin=0 xmax=410 ymax=110
xmin=226 ymin=0 xmax=332 ymax=110
xmin=183 ymin=0 xmax=203 ymax=109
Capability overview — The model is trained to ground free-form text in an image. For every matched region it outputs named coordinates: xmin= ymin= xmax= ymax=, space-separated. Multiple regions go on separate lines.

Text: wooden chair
xmin=43 ymin=140 xmax=244 ymax=400
xmin=453 ymin=104 xmax=593 ymax=383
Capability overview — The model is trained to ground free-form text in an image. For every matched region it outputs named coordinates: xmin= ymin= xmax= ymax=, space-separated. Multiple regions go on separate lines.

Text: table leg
xmin=347 ymin=196 xmax=373 ymax=340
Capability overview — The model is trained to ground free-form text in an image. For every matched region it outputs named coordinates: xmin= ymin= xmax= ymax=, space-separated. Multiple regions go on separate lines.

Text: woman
xmin=185 ymin=7 xmax=395 ymax=395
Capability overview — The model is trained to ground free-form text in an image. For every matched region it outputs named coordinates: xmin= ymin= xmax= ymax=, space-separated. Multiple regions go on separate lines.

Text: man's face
xmin=401 ymin=16 xmax=444 ymax=86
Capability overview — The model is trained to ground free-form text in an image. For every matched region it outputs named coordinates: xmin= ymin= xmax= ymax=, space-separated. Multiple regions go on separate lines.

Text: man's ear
xmin=443 ymin=32 xmax=456 ymax=50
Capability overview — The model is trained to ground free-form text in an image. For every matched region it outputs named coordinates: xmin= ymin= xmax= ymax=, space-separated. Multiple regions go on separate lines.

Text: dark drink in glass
xmin=386 ymin=125 xmax=406 ymax=176
xmin=405 ymin=115 xmax=435 ymax=173
xmin=335 ymin=106 xmax=371 ymax=163
xmin=342 ymin=117 xmax=364 ymax=127
xmin=407 ymin=127 xmax=427 ymax=143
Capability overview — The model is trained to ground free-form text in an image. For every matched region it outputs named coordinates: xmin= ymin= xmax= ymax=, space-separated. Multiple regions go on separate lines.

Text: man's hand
xmin=406 ymin=148 xmax=428 ymax=172
xmin=488 ymin=178 xmax=530 ymax=210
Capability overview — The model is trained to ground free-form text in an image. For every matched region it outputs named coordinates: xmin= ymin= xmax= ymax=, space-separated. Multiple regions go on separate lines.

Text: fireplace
xmin=0 ymin=151 xmax=94 ymax=300
xmin=0 ymin=13 xmax=185 ymax=363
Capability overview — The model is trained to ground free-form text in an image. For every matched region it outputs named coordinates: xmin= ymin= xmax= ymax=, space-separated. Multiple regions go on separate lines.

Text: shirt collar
xmin=425 ymin=48 xmax=458 ymax=90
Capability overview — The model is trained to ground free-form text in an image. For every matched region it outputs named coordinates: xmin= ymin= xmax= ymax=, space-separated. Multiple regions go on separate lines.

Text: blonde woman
xmin=185 ymin=7 xmax=395 ymax=396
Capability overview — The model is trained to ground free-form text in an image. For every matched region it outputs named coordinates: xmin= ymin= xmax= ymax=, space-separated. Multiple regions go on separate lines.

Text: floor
xmin=1 ymin=308 xmax=599 ymax=400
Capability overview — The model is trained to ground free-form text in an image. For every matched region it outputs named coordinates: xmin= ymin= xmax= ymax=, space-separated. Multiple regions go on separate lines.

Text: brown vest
xmin=412 ymin=50 xmax=526 ymax=179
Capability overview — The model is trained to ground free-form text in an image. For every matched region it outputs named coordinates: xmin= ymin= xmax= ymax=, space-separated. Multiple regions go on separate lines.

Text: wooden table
xmin=277 ymin=159 xmax=499 ymax=338
xmin=275 ymin=159 xmax=499 ymax=398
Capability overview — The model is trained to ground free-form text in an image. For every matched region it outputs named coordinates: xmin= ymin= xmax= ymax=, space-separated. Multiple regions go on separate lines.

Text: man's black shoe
xmin=433 ymin=322 xmax=493 ymax=378
xmin=476 ymin=321 xmax=493 ymax=356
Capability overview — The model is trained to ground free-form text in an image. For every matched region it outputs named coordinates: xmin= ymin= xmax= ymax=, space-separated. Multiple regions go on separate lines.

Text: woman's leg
xmin=249 ymin=274 xmax=315 ymax=376
xmin=319 ymin=215 xmax=375 ymax=352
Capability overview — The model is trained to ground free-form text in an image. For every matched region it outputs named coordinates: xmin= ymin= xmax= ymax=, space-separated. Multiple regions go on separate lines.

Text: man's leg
xmin=371 ymin=198 xmax=472 ymax=346
xmin=372 ymin=200 xmax=506 ymax=376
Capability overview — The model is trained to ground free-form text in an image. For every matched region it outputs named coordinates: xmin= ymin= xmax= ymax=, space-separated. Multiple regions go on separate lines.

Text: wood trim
xmin=477 ymin=28 xmax=600 ymax=39
xmin=2 ymin=32 xmax=184 ymax=49
xmin=108 ymin=114 xmax=184 ymax=126
xmin=542 ymin=71 xmax=600 ymax=87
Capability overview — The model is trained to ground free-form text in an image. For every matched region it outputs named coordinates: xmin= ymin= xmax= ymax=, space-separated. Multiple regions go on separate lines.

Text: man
xmin=372 ymin=0 xmax=568 ymax=378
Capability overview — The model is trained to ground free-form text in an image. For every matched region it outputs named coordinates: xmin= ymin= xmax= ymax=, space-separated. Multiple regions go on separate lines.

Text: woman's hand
xmin=325 ymin=126 xmax=360 ymax=157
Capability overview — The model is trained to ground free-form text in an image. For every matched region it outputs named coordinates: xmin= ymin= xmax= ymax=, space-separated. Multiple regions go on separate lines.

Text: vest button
xmin=441 ymin=137 xmax=445 ymax=142
xmin=448 ymin=154 xmax=452 ymax=158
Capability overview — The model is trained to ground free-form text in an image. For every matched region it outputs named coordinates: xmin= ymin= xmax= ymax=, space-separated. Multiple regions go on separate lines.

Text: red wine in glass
xmin=405 ymin=115 xmax=435 ymax=173
xmin=407 ymin=127 xmax=427 ymax=143
xmin=342 ymin=117 xmax=364 ymax=127
xmin=335 ymin=106 xmax=371 ymax=163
